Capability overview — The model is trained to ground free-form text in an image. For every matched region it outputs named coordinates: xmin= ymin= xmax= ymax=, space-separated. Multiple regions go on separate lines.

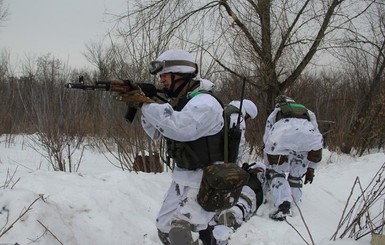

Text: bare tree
xmin=0 ymin=0 xmax=16 ymax=135
xmin=332 ymin=3 xmax=385 ymax=154
xmin=83 ymin=40 xmax=167 ymax=172
xmin=0 ymin=0 xmax=9 ymax=27
xmin=110 ymin=0 xmax=376 ymax=113
xmin=0 ymin=50 xmax=14 ymax=134
xmin=17 ymin=54 xmax=90 ymax=172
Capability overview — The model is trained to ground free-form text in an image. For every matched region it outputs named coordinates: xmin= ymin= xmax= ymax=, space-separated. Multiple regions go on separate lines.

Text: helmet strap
xmin=165 ymin=73 xmax=193 ymax=98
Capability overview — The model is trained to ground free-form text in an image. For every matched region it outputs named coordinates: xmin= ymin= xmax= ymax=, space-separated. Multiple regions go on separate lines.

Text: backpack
xmin=197 ymin=162 xmax=250 ymax=212
xmin=187 ymin=93 xmax=249 ymax=212
xmin=187 ymin=91 xmax=243 ymax=164
xmin=276 ymin=100 xmax=310 ymax=121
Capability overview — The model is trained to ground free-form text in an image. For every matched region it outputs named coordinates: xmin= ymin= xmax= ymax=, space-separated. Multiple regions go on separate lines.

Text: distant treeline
xmin=0 ymin=54 xmax=384 ymax=167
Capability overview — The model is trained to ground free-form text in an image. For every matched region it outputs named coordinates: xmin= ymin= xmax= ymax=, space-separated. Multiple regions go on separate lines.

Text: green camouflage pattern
xmin=197 ymin=163 xmax=250 ymax=212
xmin=278 ymin=102 xmax=310 ymax=120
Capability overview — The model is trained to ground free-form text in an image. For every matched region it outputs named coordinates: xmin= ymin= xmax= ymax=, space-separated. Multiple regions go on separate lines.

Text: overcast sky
xmin=1 ymin=0 xmax=343 ymax=75
xmin=1 ymin=0 xmax=126 ymax=70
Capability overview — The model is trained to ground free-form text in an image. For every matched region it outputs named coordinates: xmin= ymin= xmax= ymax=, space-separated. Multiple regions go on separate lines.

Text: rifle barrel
xmin=64 ymin=82 xmax=110 ymax=90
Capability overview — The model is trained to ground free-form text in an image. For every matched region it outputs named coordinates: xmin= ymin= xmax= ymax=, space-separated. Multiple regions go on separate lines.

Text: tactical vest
xmin=165 ymin=82 xmax=224 ymax=170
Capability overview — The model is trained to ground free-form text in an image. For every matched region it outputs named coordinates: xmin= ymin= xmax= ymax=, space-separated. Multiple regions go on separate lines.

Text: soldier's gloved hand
xmin=137 ymin=83 xmax=158 ymax=98
xmin=112 ymin=89 xmax=155 ymax=108
xmin=242 ymin=162 xmax=251 ymax=171
xmin=304 ymin=167 xmax=315 ymax=184
xmin=109 ymin=79 xmax=155 ymax=107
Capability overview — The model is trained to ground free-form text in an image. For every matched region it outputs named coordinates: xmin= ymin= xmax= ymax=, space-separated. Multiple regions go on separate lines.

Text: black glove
xmin=242 ymin=162 xmax=252 ymax=171
xmin=304 ymin=168 xmax=315 ymax=184
xmin=137 ymin=83 xmax=158 ymax=98
xmin=242 ymin=162 xmax=263 ymax=195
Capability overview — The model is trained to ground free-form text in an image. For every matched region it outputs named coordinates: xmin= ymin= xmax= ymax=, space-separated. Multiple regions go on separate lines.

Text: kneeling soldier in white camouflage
xmin=143 ymin=49 xmax=226 ymax=245
xmin=198 ymin=99 xmax=263 ymax=245
xmin=198 ymin=162 xmax=266 ymax=245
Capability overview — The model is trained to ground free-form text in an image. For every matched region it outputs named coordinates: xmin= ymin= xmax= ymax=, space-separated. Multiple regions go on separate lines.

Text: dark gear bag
xmin=197 ymin=163 xmax=250 ymax=212
xmin=226 ymin=127 xmax=242 ymax=164
xmin=307 ymin=148 xmax=322 ymax=163
xmin=223 ymin=104 xmax=242 ymax=164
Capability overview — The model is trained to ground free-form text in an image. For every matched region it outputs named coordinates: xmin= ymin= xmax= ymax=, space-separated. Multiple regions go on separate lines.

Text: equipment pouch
xmin=227 ymin=127 xmax=242 ymax=164
xmin=197 ymin=163 xmax=250 ymax=212
xmin=307 ymin=149 xmax=322 ymax=163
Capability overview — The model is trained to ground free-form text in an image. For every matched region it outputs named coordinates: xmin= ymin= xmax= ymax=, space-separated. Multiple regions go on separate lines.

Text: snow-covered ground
xmin=0 ymin=135 xmax=384 ymax=245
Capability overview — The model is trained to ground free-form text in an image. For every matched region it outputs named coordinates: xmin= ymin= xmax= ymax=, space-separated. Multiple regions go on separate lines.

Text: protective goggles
xmin=149 ymin=60 xmax=197 ymax=75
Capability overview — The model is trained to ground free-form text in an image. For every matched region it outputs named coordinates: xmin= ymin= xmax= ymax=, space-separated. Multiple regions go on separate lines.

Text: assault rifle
xmin=65 ymin=76 xmax=167 ymax=122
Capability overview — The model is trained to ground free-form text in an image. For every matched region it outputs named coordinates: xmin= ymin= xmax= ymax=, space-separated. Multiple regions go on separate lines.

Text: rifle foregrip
xmin=125 ymin=106 xmax=138 ymax=123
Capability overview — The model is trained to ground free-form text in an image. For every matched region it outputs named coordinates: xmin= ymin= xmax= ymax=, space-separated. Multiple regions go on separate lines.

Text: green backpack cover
xmin=276 ymin=101 xmax=310 ymax=121
xmin=197 ymin=162 xmax=250 ymax=212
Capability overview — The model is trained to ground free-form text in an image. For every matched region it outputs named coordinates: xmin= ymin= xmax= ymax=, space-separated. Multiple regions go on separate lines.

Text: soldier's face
xmin=159 ymin=73 xmax=183 ymax=91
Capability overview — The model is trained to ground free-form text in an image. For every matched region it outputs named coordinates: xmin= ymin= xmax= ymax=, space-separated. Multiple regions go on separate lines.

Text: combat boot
xmin=218 ymin=211 xmax=237 ymax=228
xmin=269 ymin=201 xmax=292 ymax=221
xmin=169 ymin=220 xmax=200 ymax=245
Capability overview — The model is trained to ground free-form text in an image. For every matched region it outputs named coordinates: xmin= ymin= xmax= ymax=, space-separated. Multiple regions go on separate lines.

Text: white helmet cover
xmin=243 ymin=99 xmax=258 ymax=119
xmin=154 ymin=49 xmax=197 ymax=75
xmin=229 ymin=99 xmax=258 ymax=119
